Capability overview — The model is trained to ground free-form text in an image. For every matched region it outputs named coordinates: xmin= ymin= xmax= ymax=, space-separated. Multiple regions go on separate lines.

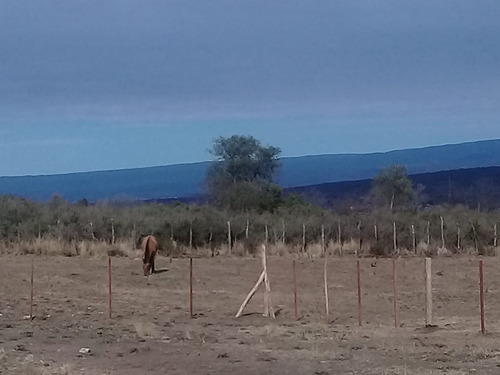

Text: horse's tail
xmin=143 ymin=236 xmax=151 ymax=263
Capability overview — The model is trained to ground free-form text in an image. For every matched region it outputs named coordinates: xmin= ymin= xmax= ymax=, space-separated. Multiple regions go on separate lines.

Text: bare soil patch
xmin=2 ymin=254 xmax=500 ymax=374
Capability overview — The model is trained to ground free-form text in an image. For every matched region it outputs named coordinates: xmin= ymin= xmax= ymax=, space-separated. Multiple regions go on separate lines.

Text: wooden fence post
xmin=189 ymin=221 xmax=193 ymax=250
xmin=393 ymin=222 xmax=397 ymax=254
xmin=324 ymin=252 xmax=329 ymax=323
xmin=425 ymin=257 xmax=433 ymax=326
xmin=261 ymin=246 xmax=275 ymax=318
xmin=426 ymin=221 xmax=430 ymax=247
xmin=338 ymin=221 xmax=342 ymax=256
xmin=227 ymin=221 xmax=232 ymax=252
xmin=321 ymin=224 xmax=326 ymax=253
xmin=411 ymin=222 xmax=416 ymax=254
xmin=479 ymin=259 xmax=485 ymax=334
xmin=111 ymin=218 xmax=115 ymax=245
xmin=302 ymin=224 xmax=306 ymax=253
xmin=282 ymin=219 xmax=286 ymax=244
xmin=293 ymin=260 xmax=298 ymax=321
xmin=440 ymin=216 xmax=445 ymax=248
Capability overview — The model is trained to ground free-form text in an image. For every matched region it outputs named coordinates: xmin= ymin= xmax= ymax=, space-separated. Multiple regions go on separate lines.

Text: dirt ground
xmin=2 ymin=252 xmax=500 ymax=374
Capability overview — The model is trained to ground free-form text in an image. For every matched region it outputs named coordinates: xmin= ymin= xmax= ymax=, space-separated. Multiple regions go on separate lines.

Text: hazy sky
xmin=1 ymin=1 xmax=499 ymax=176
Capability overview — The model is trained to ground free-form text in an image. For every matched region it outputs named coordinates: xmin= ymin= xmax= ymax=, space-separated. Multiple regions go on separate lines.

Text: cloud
xmin=1 ymin=0 xmax=499 ymax=126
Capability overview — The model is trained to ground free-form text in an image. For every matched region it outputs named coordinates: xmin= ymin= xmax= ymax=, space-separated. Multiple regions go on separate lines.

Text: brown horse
xmin=141 ymin=235 xmax=159 ymax=276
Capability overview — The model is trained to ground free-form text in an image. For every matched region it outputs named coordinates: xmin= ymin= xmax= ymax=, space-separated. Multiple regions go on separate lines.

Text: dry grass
xmin=0 ymin=238 xmax=139 ymax=259
xmin=1 ymin=238 xmax=497 ymax=263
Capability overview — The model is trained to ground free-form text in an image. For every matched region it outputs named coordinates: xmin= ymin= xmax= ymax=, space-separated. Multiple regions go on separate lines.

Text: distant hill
xmin=1 ymin=139 xmax=500 ymax=202
xmin=287 ymin=166 xmax=500 ymax=210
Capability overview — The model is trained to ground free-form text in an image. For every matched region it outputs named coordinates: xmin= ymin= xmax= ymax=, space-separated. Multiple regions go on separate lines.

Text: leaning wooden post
xmin=324 ymin=251 xmax=329 ymax=323
xmin=494 ymin=224 xmax=498 ymax=248
xmin=235 ymin=245 xmax=275 ymax=318
xmin=293 ymin=260 xmax=298 ymax=321
xmin=108 ymin=257 xmax=112 ymax=319
xmin=479 ymin=259 xmax=485 ymax=334
xmin=30 ymin=257 xmax=34 ymax=320
xmin=425 ymin=257 xmax=433 ymax=326
xmin=235 ymin=271 xmax=265 ymax=318
xmin=357 ymin=258 xmax=362 ymax=326
xmin=393 ymin=258 xmax=398 ymax=328
xmin=190 ymin=257 xmax=194 ymax=318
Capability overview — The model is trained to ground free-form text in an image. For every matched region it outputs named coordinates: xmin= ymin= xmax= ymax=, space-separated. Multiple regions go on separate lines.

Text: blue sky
xmin=1 ymin=1 xmax=499 ymax=176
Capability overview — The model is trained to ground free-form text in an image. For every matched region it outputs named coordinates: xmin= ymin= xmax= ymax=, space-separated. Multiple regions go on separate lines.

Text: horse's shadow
xmin=153 ymin=268 xmax=169 ymax=274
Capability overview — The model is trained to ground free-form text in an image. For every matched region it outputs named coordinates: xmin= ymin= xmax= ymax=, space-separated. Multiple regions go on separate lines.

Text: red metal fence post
xmin=293 ymin=260 xmax=298 ymax=321
xmin=479 ymin=259 xmax=485 ymax=334
xmin=357 ymin=259 xmax=362 ymax=326
xmin=30 ymin=257 xmax=34 ymax=320
xmin=393 ymin=258 xmax=398 ymax=328
xmin=108 ymin=257 xmax=112 ymax=319
xmin=190 ymin=257 xmax=194 ymax=318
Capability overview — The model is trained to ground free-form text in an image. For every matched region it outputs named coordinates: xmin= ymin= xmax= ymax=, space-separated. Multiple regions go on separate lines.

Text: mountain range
xmin=1 ymin=139 xmax=500 ymax=203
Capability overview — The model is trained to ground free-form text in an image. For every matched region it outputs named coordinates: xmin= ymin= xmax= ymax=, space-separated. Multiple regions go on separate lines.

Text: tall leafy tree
xmin=371 ymin=165 xmax=415 ymax=211
xmin=206 ymin=135 xmax=282 ymax=211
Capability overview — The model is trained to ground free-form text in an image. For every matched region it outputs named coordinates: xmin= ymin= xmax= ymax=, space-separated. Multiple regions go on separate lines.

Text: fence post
xmin=190 ymin=257 xmax=194 ymax=318
xmin=302 ymin=224 xmax=306 ymax=253
xmin=425 ymin=257 xmax=433 ymax=326
xmin=324 ymin=252 xmax=329 ymax=323
xmin=282 ymin=219 xmax=286 ymax=245
xmin=440 ymin=216 xmax=445 ymax=248
xmin=30 ymin=257 xmax=34 ymax=320
xmin=321 ymin=224 xmax=326 ymax=253
xmin=227 ymin=221 xmax=232 ymax=252
xmin=411 ymin=222 xmax=416 ymax=254
xmin=479 ymin=259 xmax=485 ymax=334
xmin=108 ymin=257 xmax=112 ymax=319
xmin=357 ymin=258 xmax=362 ymax=326
xmin=293 ymin=260 xmax=298 ymax=321
xmin=393 ymin=258 xmax=398 ymax=328
xmin=393 ymin=222 xmax=397 ymax=254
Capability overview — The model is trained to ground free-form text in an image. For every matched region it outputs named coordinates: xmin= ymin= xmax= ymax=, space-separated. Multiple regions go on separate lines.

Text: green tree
xmin=371 ymin=165 xmax=415 ymax=212
xmin=206 ymin=135 xmax=282 ymax=212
